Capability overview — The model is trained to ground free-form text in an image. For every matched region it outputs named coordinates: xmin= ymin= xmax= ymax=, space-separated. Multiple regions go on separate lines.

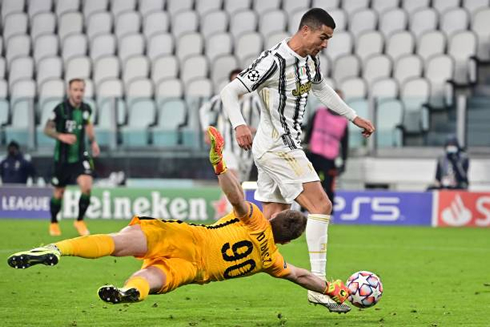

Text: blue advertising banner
xmin=244 ymin=189 xmax=434 ymax=226
xmin=0 ymin=186 xmax=52 ymax=219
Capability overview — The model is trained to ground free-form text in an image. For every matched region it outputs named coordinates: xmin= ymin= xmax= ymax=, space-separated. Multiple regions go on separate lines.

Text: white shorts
xmin=254 ymin=149 xmax=320 ymax=204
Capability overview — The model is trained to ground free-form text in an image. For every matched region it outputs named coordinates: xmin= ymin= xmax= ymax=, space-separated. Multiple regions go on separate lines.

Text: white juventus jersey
xmin=237 ymin=38 xmax=324 ymax=158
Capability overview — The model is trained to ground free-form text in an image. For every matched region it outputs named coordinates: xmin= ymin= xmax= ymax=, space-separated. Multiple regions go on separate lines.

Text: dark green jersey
xmin=51 ymin=100 xmax=92 ymax=163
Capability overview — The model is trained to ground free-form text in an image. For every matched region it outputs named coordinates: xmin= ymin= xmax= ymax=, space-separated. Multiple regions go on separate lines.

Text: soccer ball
xmin=346 ymin=271 xmax=383 ymax=308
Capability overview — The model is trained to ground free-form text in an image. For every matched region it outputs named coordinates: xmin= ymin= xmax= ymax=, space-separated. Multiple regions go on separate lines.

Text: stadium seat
xmin=110 ymin=0 xmax=136 ymax=17
xmin=471 ymin=8 xmax=490 ymax=60
xmin=6 ymin=79 xmax=36 ymax=146
xmin=409 ymin=8 xmax=438 ymax=39
xmin=143 ymin=12 xmax=170 ymax=39
xmin=3 ymin=13 xmax=28 ymax=42
xmin=1 ymin=0 xmax=25 ymax=20
xmin=371 ymin=0 xmax=399 ymax=15
xmin=463 ymin=0 xmax=490 ymax=16
xmin=65 ymin=57 xmax=91 ymax=82
xmin=385 ymin=31 xmax=415 ymax=62
xmin=37 ymin=57 xmax=63 ymax=88
xmin=288 ymin=11 xmax=306 ymax=35
xmin=121 ymin=99 xmax=156 ymax=147
xmin=416 ymin=31 xmax=446 ymax=61
xmin=401 ymin=77 xmax=431 ymax=133
xmin=0 ymin=58 xmax=6 ymax=80
xmin=328 ymin=9 xmax=347 ymax=31
xmin=62 ymin=34 xmax=88 ymax=63
xmin=172 ymin=10 xmax=199 ymax=39
xmin=394 ymin=54 xmax=423 ymax=86
xmin=206 ymin=33 xmax=233 ymax=63
xmin=36 ymin=97 xmax=60 ymax=147
xmin=283 ymin=0 xmax=310 ymax=16
xmin=28 ymin=0 xmax=52 ymax=18
xmin=196 ymin=0 xmax=223 ymax=16
xmin=440 ymin=8 xmax=470 ymax=38
xmin=265 ymin=32 xmax=289 ymax=49
xmin=402 ymin=0 xmax=430 ymax=15
xmin=253 ymin=0 xmax=281 ymax=13
xmin=33 ymin=34 xmax=59 ymax=64
xmin=58 ymin=12 xmax=84 ymax=42
xmin=186 ymin=78 xmax=213 ymax=99
xmin=376 ymin=99 xmax=404 ymax=147
xmin=147 ymin=33 xmax=174 ymax=61
xmin=152 ymin=55 xmax=179 ymax=84
xmin=0 ymin=83 xmax=10 ymax=128
xmin=326 ymin=31 xmax=353 ymax=63
xmin=370 ymin=77 xmax=399 ymax=99
xmin=126 ymin=78 xmax=153 ymax=99
xmin=138 ymin=0 xmax=165 ymax=16
xmin=8 ymin=57 xmax=34 ymax=88
xmin=363 ymin=54 xmax=392 ymax=85
xmin=177 ymin=33 xmax=204 ymax=65
xmin=348 ymin=9 xmax=378 ymax=40
xmin=168 ymin=0 xmax=194 ymax=15
xmin=340 ymin=77 xmax=367 ymax=100
xmin=152 ymin=99 xmax=187 ymax=147
xmin=86 ymin=12 xmax=113 ymax=41
xmin=83 ymin=0 xmax=109 ymax=20
xmin=230 ymin=10 xmax=258 ymax=40
xmin=6 ymin=35 xmax=31 ymax=67
xmin=425 ymin=54 xmax=455 ymax=108
xmin=156 ymin=79 xmax=184 ymax=102
xmin=55 ymin=0 xmax=80 ymax=16
xmin=259 ymin=10 xmax=287 ymax=38
xmin=182 ymin=55 xmax=209 ymax=85
xmin=90 ymin=34 xmax=117 ymax=62
xmin=312 ymin=0 xmax=340 ymax=9
xmin=123 ymin=56 xmax=150 ymax=85
xmin=30 ymin=12 xmax=57 ymax=41
xmin=0 ymin=38 xmax=3 ymax=60
xmin=343 ymin=0 xmax=370 ymax=15
xmin=96 ymin=78 xmax=126 ymax=146
xmin=119 ymin=34 xmax=145 ymax=64
xmin=433 ymin=0 xmax=461 ymax=15
xmin=211 ymin=55 xmax=237 ymax=87
xmin=93 ymin=56 xmax=121 ymax=86
xmin=84 ymin=80 xmax=95 ymax=98
xmin=332 ymin=55 xmax=360 ymax=84
xmin=448 ymin=31 xmax=477 ymax=84
xmin=346 ymin=99 xmax=368 ymax=148
xmin=236 ymin=32 xmax=263 ymax=68
xmin=115 ymin=11 xmax=141 ymax=40
xmin=201 ymin=10 xmax=229 ymax=39
xmin=379 ymin=8 xmax=408 ymax=38
xmin=224 ymin=0 xmax=251 ymax=15
xmin=355 ymin=31 xmax=384 ymax=65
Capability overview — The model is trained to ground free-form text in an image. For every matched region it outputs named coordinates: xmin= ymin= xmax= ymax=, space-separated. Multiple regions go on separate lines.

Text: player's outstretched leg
xmin=308 ymin=279 xmax=352 ymax=314
xmin=7 ymin=245 xmax=61 ymax=269
xmin=98 ymin=285 xmax=140 ymax=304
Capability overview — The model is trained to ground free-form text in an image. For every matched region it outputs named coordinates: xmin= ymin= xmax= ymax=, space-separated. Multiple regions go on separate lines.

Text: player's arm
xmin=312 ymin=80 xmax=375 ymax=138
xmin=221 ymin=79 xmax=252 ymax=150
xmin=85 ymin=122 xmax=100 ymax=157
xmin=281 ymin=263 xmax=349 ymax=304
xmin=208 ymin=126 xmax=248 ymax=218
xmin=44 ymin=119 xmax=76 ymax=144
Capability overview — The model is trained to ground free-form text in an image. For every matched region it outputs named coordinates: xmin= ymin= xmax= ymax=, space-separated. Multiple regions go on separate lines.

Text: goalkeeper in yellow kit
xmin=7 ymin=127 xmax=349 ymax=309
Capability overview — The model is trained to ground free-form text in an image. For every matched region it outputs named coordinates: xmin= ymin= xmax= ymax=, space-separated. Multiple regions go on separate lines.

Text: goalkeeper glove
xmin=324 ymin=279 xmax=349 ymax=304
xmin=208 ymin=126 xmax=227 ymax=175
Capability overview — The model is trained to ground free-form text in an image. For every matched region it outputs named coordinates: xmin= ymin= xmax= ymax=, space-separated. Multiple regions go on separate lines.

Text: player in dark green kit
xmin=44 ymin=79 xmax=100 ymax=236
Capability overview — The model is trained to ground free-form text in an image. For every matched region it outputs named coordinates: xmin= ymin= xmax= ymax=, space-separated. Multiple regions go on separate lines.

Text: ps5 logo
xmin=335 ymin=196 xmax=401 ymax=221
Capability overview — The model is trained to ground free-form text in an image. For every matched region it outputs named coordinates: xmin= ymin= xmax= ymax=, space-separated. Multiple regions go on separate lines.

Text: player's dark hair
xmin=69 ymin=78 xmax=85 ymax=87
xmin=298 ymin=8 xmax=336 ymax=31
xmin=229 ymin=68 xmax=242 ymax=81
xmin=271 ymin=210 xmax=307 ymax=243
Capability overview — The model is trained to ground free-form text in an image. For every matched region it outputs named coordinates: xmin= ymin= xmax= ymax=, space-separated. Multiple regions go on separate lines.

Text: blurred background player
xmin=44 ymin=79 xmax=100 ymax=236
xmin=304 ymin=89 xmax=349 ymax=208
xmin=220 ymin=8 xmax=374 ymax=312
xmin=199 ymin=68 xmax=261 ymax=182
xmin=7 ymin=127 xmax=349 ymax=310
xmin=0 ymin=141 xmax=37 ymax=185
xmin=433 ymin=135 xmax=469 ymax=190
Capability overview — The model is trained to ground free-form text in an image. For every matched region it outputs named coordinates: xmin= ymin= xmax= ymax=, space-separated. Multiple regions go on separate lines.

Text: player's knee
xmin=309 ymin=197 xmax=332 ymax=215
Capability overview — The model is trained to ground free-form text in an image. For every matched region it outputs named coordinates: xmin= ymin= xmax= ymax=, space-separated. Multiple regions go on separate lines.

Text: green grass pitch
xmin=0 ymin=219 xmax=489 ymax=326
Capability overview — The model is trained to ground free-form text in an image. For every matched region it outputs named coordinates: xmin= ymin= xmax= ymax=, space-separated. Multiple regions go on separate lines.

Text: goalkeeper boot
xmin=98 ymin=285 xmax=140 ymax=304
xmin=208 ymin=126 xmax=227 ymax=175
xmin=7 ymin=245 xmax=60 ymax=269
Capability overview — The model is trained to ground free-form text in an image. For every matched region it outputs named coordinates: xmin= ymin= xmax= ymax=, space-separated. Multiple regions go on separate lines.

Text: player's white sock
xmin=306 ymin=214 xmax=331 ymax=278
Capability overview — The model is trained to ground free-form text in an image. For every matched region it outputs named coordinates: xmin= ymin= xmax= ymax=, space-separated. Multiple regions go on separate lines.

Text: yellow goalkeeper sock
xmin=124 ymin=276 xmax=150 ymax=301
xmin=55 ymin=235 xmax=115 ymax=258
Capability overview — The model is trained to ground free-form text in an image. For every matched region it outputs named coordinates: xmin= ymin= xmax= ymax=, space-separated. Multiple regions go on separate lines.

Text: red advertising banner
xmin=436 ymin=191 xmax=490 ymax=227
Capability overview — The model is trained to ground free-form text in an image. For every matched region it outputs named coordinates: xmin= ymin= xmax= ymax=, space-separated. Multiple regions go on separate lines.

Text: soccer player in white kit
xmin=220 ymin=8 xmax=375 ymax=313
